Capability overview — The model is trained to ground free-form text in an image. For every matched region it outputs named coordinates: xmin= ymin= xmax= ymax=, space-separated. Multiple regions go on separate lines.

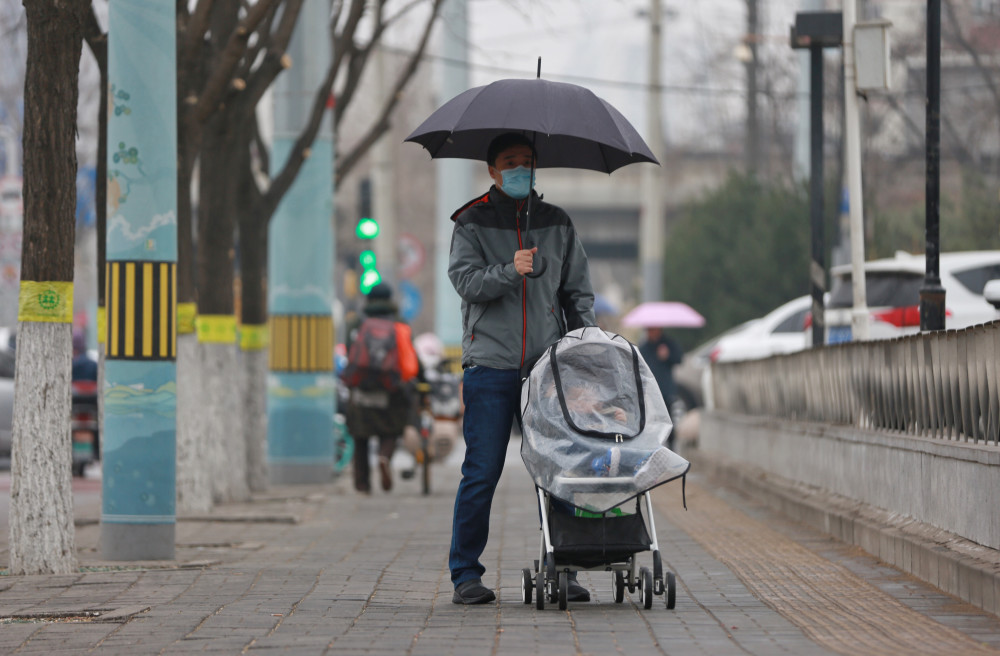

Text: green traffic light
xmin=356 ymin=217 xmax=380 ymax=239
xmin=359 ymin=249 xmax=377 ymax=270
xmin=359 ymin=268 xmax=382 ymax=294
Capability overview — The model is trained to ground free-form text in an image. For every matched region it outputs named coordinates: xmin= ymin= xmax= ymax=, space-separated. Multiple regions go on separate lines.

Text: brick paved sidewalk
xmin=1 ymin=439 xmax=998 ymax=655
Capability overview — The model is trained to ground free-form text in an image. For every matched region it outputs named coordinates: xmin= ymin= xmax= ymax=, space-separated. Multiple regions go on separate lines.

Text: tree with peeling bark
xmin=173 ymin=0 xmax=444 ymax=506
xmin=9 ymin=0 xmax=90 ymax=576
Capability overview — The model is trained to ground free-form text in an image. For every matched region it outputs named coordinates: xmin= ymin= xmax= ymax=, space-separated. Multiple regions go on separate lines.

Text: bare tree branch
xmin=194 ymin=0 xmax=281 ymax=123
xmin=184 ymin=0 xmax=215 ymax=64
xmin=241 ymin=0 xmax=304 ymax=107
xmin=81 ymin=5 xmax=105 ymax=65
xmin=237 ymin=2 xmax=278 ymax=82
xmin=942 ymin=0 xmax=1000 ymax=136
xmin=333 ymin=2 xmax=385 ymax=132
xmin=337 ymin=0 xmax=445 ymax=183
xmin=266 ymin=0 xmax=444 ymax=211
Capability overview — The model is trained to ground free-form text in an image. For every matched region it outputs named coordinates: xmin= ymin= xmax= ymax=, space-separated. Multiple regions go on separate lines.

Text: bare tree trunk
xmin=9 ymin=0 xmax=87 ymax=575
xmin=10 ymin=324 xmax=75 ymax=574
xmin=175 ymin=333 xmax=212 ymax=512
xmin=238 ymin=196 xmax=269 ymax=492
xmin=83 ymin=8 xmax=107 ymax=466
xmin=174 ymin=13 xmax=205 ymax=512
xmin=242 ymin=348 xmax=268 ymax=491
xmin=192 ymin=0 xmax=248 ymax=504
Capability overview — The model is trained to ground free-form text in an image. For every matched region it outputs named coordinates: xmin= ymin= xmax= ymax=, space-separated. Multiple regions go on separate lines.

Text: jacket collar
xmin=488 ymin=186 xmax=539 ymax=213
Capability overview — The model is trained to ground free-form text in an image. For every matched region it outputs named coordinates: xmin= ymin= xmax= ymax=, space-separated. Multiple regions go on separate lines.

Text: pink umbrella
xmin=621 ymin=302 xmax=705 ymax=328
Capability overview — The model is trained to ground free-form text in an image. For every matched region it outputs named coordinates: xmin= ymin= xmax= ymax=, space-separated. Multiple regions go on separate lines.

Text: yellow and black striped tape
xmin=105 ymin=260 xmax=177 ymax=360
xmin=269 ymin=314 xmax=333 ymax=373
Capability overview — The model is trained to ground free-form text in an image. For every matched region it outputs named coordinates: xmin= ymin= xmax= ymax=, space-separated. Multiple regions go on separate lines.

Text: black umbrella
xmin=404 ymin=78 xmax=659 ymax=173
xmin=405 ymin=66 xmax=658 ymax=276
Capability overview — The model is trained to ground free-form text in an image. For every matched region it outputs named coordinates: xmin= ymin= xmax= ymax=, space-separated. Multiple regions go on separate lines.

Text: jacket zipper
xmin=516 ymin=202 xmax=527 ymax=368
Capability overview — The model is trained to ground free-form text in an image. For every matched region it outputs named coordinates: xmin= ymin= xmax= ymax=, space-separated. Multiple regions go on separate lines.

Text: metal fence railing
xmin=711 ymin=320 xmax=1000 ymax=445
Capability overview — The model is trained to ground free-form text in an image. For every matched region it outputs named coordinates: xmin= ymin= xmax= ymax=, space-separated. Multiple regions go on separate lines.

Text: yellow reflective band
xmin=239 ymin=324 xmax=268 ymax=351
xmin=177 ymin=302 xmax=197 ymax=335
xmin=97 ymin=306 xmax=106 ymax=344
xmin=18 ymin=281 xmax=74 ymax=323
xmin=196 ymin=314 xmax=237 ymax=344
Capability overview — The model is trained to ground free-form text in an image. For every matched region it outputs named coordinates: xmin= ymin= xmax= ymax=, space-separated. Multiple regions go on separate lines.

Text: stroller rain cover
xmin=520 ymin=327 xmax=690 ymax=513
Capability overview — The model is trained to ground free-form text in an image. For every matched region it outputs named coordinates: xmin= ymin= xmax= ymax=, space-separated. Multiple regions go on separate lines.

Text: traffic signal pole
xmin=267 ymin=0 xmax=337 ymax=484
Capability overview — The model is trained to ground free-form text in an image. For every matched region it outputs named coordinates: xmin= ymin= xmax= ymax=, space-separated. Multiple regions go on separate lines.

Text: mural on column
xmin=267 ymin=138 xmax=336 ymax=472
xmin=103 ymin=0 xmax=177 ymax=533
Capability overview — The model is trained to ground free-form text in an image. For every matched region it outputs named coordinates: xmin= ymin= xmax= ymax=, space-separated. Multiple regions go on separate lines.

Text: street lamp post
xmin=921 ymin=0 xmax=946 ymax=331
xmin=791 ymin=12 xmax=842 ymax=348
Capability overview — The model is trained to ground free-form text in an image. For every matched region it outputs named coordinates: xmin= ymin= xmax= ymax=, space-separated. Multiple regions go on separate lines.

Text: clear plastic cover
xmin=520 ymin=327 xmax=690 ymax=513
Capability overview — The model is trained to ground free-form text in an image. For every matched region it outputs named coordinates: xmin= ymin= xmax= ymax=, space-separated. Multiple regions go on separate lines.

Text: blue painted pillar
xmin=267 ymin=0 xmax=336 ymax=484
xmin=101 ymin=0 xmax=177 ymax=560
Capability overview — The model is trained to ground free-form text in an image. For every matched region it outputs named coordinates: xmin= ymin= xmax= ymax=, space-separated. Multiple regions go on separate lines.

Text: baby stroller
xmin=519 ymin=327 xmax=690 ymax=610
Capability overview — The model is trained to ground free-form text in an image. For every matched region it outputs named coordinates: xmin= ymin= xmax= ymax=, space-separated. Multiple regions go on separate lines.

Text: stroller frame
xmin=521 ymin=485 xmax=677 ymax=610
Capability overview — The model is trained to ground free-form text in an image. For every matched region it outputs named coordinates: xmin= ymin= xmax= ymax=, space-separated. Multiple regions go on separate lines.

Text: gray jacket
xmin=448 ymin=187 xmax=595 ymax=370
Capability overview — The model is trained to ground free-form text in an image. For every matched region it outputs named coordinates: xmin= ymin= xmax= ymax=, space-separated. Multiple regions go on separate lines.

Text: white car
xmin=825 ymin=251 xmax=1000 ymax=344
xmin=711 ymin=295 xmax=812 ymax=363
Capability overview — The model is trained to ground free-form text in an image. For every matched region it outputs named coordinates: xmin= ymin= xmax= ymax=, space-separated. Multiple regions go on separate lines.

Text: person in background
xmin=72 ymin=331 xmax=98 ymax=382
xmin=638 ymin=327 xmax=683 ymax=449
xmin=343 ymin=283 xmax=418 ymax=494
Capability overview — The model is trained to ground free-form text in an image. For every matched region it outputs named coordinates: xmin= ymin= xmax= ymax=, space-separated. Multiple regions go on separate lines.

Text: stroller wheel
xmin=558 ymin=571 xmax=568 ymax=610
xmin=535 ymin=565 xmax=545 ymax=610
xmin=545 ymin=553 xmax=558 ymax=603
xmin=639 ymin=567 xmax=653 ymax=609
xmin=665 ymin=572 xmax=677 ymax=610
xmin=612 ymin=570 xmax=625 ymax=603
xmin=521 ymin=568 xmax=533 ymax=605
xmin=653 ymin=551 xmax=664 ymax=595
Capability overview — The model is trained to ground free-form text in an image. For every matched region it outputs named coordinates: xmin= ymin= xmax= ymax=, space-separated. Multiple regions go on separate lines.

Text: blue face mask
xmin=499 ymin=166 xmax=534 ymax=199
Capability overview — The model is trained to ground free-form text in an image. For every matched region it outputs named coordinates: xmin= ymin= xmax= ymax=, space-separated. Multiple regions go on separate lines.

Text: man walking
xmin=447 ymin=132 xmax=596 ymax=604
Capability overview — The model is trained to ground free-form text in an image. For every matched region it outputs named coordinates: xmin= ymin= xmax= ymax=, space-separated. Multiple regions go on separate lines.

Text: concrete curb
xmin=695 ymin=450 xmax=1000 ymax=617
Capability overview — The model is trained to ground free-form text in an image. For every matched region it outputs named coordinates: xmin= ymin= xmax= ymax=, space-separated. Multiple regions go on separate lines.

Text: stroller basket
xmin=549 ymin=511 xmax=650 ymax=569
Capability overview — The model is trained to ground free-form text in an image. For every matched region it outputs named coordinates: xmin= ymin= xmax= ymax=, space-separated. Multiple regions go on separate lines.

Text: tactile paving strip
xmin=654 ymin=481 xmax=1000 ymax=656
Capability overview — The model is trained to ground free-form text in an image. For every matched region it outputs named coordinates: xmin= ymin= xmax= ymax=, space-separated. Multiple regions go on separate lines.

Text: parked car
xmin=711 ymin=295 xmax=811 ymax=363
xmin=672 ymin=320 xmax=755 ymax=411
xmin=825 ymin=250 xmax=1000 ymax=343
xmin=672 ymin=296 xmax=813 ymax=409
xmin=0 ymin=348 xmax=14 ymax=469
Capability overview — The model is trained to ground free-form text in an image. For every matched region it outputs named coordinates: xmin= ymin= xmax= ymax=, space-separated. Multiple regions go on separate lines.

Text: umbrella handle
xmin=524 ymin=248 xmax=548 ymax=279
xmin=525 ymin=257 xmax=547 ymax=278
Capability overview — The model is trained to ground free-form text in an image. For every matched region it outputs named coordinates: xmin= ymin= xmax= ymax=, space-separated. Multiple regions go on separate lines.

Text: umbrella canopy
xmin=404 ymin=78 xmax=658 ymax=173
xmin=622 ymin=302 xmax=706 ymax=329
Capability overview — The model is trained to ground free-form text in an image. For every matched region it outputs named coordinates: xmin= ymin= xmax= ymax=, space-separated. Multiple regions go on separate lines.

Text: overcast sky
xmin=439 ymin=0 xmax=806 ymax=148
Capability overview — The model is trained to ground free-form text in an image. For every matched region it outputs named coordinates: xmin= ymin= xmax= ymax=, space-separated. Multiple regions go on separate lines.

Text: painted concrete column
xmin=267 ymin=0 xmax=336 ymax=484
xmin=101 ymin=0 xmax=178 ymax=560
xmin=434 ymin=0 xmax=472 ymax=349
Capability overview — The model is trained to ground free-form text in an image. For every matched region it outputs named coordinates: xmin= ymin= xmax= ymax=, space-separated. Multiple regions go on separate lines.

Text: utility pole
xmin=434 ymin=0 xmax=471 ymax=346
xmin=843 ymin=0 xmax=870 ymax=340
xmin=745 ymin=0 xmax=760 ymax=172
xmin=920 ymin=0 xmax=945 ymax=331
xmin=640 ymin=0 xmax=665 ymax=303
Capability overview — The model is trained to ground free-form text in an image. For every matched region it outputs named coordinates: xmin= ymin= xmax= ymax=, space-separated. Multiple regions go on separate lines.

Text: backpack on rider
xmin=341 ymin=316 xmax=419 ymax=392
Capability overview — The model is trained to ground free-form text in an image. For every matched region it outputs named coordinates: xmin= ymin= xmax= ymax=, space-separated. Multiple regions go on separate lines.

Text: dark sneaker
xmin=566 ymin=574 xmax=591 ymax=602
xmin=452 ymin=579 xmax=496 ymax=605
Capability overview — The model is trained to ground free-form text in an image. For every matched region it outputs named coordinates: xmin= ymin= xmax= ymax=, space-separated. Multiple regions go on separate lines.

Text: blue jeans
xmin=449 ymin=366 xmax=520 ymax=587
